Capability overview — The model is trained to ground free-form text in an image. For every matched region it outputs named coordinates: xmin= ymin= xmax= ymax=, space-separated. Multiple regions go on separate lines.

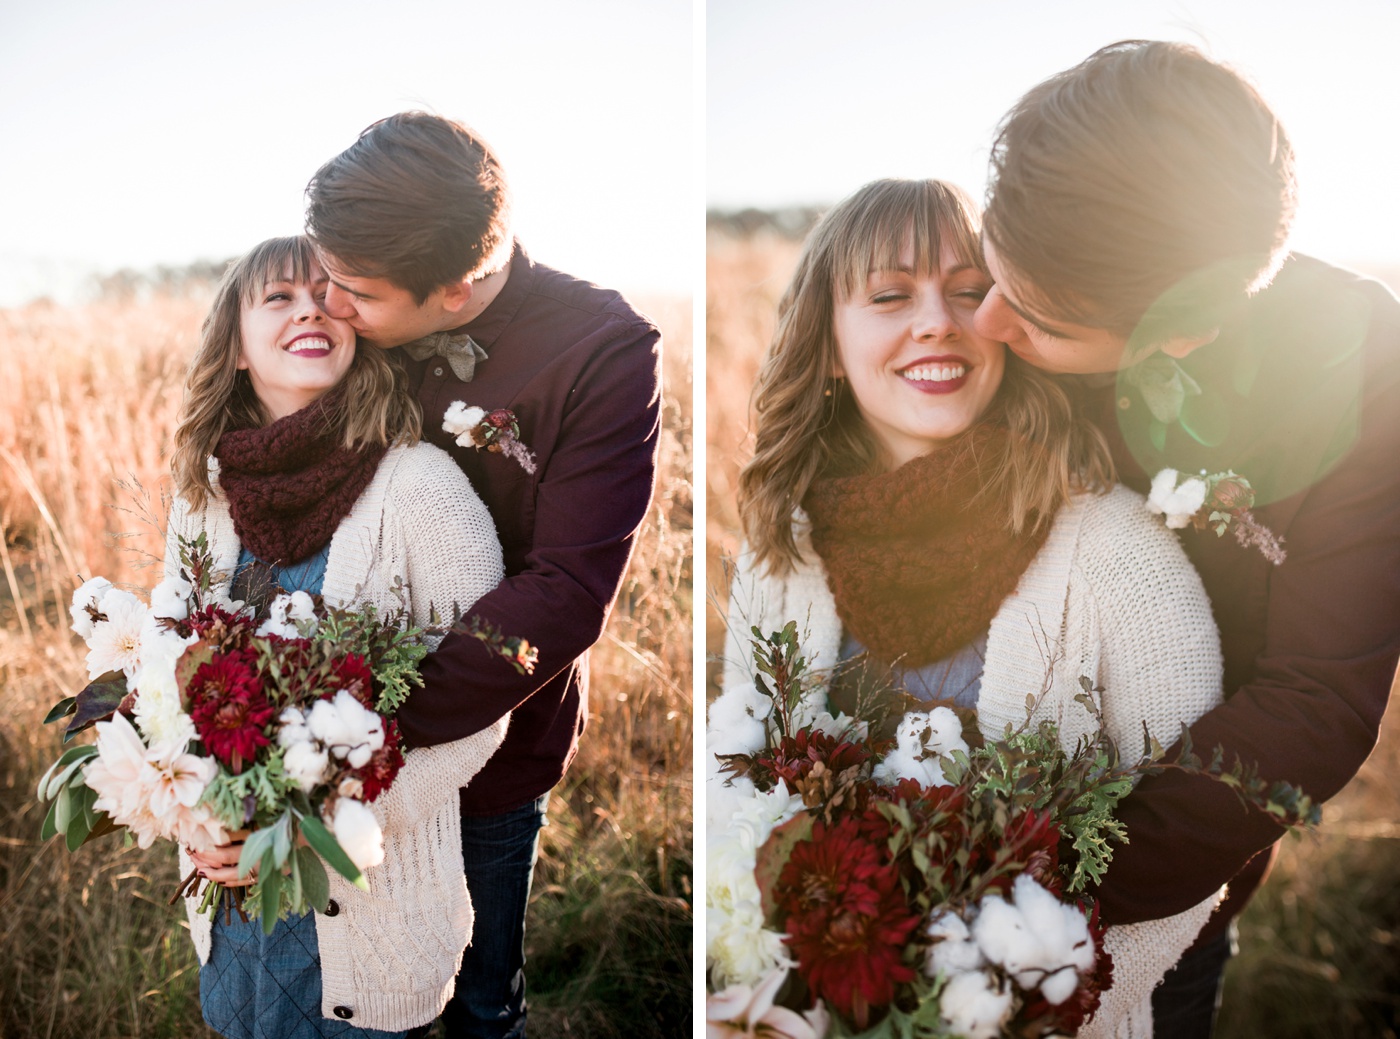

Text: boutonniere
xmin=442 ymin=403 xmax=538 ymax=474
xmin=1146 ymin=468 xmax=1286 ymax=565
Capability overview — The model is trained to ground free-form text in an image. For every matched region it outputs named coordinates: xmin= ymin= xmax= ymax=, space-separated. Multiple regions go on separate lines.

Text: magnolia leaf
xmin=43 ymin=697 xmax=78 ymax=725
xmin=754 ymin=813 xmax=814 ymax=922
xmin=174 ymin=641 xmax=216 ymax=699
xmin=80 ymin=812 xmax=121 ymax=847
xmin=63 ymin=673 xmax=129 ymax=742
xmin=296 ymin=846 xmax=330 ymax=913
xmin=299 ymin=815 xmax=366 ymax=890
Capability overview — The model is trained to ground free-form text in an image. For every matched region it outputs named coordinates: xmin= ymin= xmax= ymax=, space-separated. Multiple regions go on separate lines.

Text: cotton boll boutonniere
xmin=442 ymin=402 xmax=537 ymax=474
xmin=1147 ymin=468 xmax=1286 ymax=565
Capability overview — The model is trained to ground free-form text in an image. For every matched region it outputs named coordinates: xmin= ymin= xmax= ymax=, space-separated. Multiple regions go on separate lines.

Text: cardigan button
xmin=1117 ymin=395 xmax=1132 ymax=410
xmin=323 ymin=899 xmax=340 ymax=917
xmin=433 ymin=366 xmax=444 ymax=377
xmin=334 ymin=1006 xmax=354 ymax=1020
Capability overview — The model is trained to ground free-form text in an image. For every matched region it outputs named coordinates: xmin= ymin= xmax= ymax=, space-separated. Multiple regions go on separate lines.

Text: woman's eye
xmin=953 ymin=288 xmax=988 ymax=302
xmin=264 ymin=291 xmax=291 ymax=303
xmin=871 ymin=292 xmax=906 ymax=304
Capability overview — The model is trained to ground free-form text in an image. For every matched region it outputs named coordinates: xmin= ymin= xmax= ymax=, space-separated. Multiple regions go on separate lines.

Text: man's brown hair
xmin=983 ymin=40 xmax=1297 ymax=340
xmin=305 ymin=112 xmax=512 ymax=303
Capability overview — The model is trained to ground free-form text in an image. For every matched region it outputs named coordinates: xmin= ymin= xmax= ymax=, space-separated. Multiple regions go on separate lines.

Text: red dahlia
xmin=188 ymin=650 xmax=274 ymax=772
xmin=347 ymin=717 xmax=405 ymax=801
xmin=773 ymin=817 xmax=921 ymax=1026
xmin=328 ymin=653 xmax=376 ymax=709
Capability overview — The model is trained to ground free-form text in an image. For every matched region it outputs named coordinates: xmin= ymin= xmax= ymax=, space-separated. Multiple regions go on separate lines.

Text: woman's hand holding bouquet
xmin=37 ymin=532 xmax=537 ymax=931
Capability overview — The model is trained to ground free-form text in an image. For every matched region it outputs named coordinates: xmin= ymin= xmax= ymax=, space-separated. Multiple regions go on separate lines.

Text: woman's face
xmin=832 ymin=239 xmax=1005 ymax=471
xmin=238 ymin=262 xmax=357 ymax=422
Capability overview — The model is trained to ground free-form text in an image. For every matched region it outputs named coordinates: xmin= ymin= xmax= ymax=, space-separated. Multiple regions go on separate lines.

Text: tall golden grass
xmin=0 ymin=285 xmax=692 ymax=1038
xmin=704 ymin=224 xmax=1400 ymax=1032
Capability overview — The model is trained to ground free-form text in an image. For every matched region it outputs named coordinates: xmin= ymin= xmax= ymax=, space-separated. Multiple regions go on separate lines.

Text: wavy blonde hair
xmin=171 ymin=236 xmax=422 ymax=509
xmin=737 ymin=179 xmax=1114 ymax=574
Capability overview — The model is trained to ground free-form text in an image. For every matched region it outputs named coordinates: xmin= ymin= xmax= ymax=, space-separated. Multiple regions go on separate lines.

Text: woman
xmin=169 ymin=236 xmax=505 ymax=1038
xmin=707 ymin=180 xmax=1223 ymax=1037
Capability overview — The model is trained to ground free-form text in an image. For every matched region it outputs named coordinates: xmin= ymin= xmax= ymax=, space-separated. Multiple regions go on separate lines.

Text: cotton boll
xmin=328 ymin=796 xmax=384 ymax=870
xmin=283 ymin=740 xmax=330 ymax=793
xmin=706 ymin=682 xmax=772 ymax=754
xmin=939 ymin=970 xmax=1014 ymax=1039
xmin=307 ymin=698 xmax=352 ymax=747
xmin=924 ymin=911 xmax=986 ymax=977
xmin=923 ymin=706 xmax=970 ymax=758
xmin=285 ymin=590 xmax=317 ymax=626
xmin=149 ymin=576 xmax=193 ymax=621
xmin=69 ymin=576 xmax=114 ymax=639
xmin=277 ymin=707 xmax=310 ymax=749
xmin=442 ymin=402 xmax=487 ymax=437
xmin=347 ymin=743 xmax=374 ymax=769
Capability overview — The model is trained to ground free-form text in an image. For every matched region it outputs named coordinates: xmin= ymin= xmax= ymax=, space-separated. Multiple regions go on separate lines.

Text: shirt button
xmin=323 ymin=899 xmax=340 ymax=917
xmin=334 ymin=1006 xmax=354 ymax=1020
xmin=433 ymin=366 xmax=444 ymax=377
xmin=1117 ymin=395 xmax=1132 ymax=410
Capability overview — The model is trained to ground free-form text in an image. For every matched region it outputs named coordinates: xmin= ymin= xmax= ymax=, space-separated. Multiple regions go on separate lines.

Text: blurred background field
xmin=0 ymin=276 xmax=693 ymax=1039
xmin=706 ymin=218 xmax=1400 ymax=1036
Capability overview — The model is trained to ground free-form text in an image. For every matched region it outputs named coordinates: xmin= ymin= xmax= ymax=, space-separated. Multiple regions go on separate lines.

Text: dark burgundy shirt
xmin=1079 ymin=256 xmax=1400 ymax=937
xmin=394 ymin=241 xmax=662 ymax=815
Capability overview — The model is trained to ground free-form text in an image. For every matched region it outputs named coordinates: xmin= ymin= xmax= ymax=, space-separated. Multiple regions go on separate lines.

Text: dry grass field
xmin=0 ymin=284 xmax=692 ymax=1038
xmin=704 ymin=225 xmax=1400 ymax=1035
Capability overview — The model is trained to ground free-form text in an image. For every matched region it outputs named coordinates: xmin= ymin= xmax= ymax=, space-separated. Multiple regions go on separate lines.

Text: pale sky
xmin=0 ymin=0 xmax=693 ymax=306
xmin=708 ymin=0 xmax=1400 ymax=267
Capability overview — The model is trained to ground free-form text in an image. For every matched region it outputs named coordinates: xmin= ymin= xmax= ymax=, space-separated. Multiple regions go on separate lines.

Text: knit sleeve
xmin=369 ymin=445 xmax=508 ymax=832
xmin=391 ymin=444 xmax=505 ymax=630
xmin=1073 ymin=486 xmax=1224 ymax=755
xmin=1067 ymin=486 xmax=1226 ymax=1031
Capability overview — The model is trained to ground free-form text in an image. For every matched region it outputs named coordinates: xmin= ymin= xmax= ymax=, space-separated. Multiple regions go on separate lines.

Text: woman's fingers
xmin=188 ymin=831 xmax=257 ymax=887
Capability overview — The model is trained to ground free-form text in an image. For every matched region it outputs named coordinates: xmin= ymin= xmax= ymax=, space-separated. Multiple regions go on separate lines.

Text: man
xmin=305 ymin=112 xmax=661 ymax=1037
xmin=973 ymin=41 xmax=1400 ymax=1036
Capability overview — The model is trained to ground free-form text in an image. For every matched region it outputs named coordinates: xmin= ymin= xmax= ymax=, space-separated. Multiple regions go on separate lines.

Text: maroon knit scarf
xmin=214 ymin=387 xmax=387 ymax=566
xmin=803 ymin=424 xmax=1051 ymax=669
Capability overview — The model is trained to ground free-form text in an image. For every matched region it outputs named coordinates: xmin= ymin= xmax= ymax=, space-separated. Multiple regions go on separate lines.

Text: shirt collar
xmin=448 ymin=239 xmax=534 ymax=350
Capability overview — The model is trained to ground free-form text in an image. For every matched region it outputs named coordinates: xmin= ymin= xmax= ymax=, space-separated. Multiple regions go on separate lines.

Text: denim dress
xmin=200 ymin=545 xmax=407 ymax=1039
xmin=839 ymin=629 xmax=988 ymax=709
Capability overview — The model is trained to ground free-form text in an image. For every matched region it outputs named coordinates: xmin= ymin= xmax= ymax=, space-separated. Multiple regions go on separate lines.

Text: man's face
xmin=975 ymin=239 xmax=1130 ymax=375
xmin=319 ymin=258 xmax=448 ymax=349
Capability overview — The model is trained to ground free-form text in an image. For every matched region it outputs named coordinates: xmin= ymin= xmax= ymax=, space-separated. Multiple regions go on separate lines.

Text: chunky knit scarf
xmin=214 ymin=387 xmax=387 ymax=566
xmin=803 ymin=425 xmax=1052 ymax=669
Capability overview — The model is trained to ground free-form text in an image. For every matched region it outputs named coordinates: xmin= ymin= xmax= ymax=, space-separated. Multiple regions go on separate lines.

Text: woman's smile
xmin=833 ymin=239 xmax=1005 ymax=470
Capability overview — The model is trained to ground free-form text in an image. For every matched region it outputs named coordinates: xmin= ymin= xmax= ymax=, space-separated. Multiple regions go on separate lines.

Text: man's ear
xmin=1158 ymin=327 xmax=1219 ymax=360
xmin=439 ymin=277 xmax=475 ymax=315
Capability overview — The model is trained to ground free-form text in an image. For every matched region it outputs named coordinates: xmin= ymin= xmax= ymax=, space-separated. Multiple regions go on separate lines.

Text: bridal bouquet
xmin=706 ymin=623 xmax=1316 ymax=1038
xmin=38 ymin=533 xmax=537 ymax=931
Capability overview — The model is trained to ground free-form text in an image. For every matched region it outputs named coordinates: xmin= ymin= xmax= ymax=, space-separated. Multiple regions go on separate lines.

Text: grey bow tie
xmin=402 ymin=332 xmax=489 ymax=382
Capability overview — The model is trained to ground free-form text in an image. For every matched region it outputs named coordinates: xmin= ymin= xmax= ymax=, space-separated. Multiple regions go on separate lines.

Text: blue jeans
xmin=1151 ymin=925 xmax=1236 ymax=1038
xmin=435 ymin=794 xmax=549 ymax=1039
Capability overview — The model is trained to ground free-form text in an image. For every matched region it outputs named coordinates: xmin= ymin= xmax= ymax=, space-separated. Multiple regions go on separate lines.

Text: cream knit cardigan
xmin=168 ymin=442 xmax=508 ymax=1032
xmin=714 ymin=485 xmax=1225 ymax=1039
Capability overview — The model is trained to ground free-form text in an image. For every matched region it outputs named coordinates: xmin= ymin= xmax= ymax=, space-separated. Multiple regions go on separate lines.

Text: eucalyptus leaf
xmin=299 ymin=815 xmax=366 ymax=890
xmin=238 ymin=826 xmax=278 ymax=881
xmin=53 ymin=783 xmax=75 ymax=835
xmin=259 ymin=851 xmax=282 ymax=935
xmin=40 ymin=797 xmax=60 ymax=841
xmin=65 ymin=799 xmax=93 ymax=852
xmin=297 ymin=846 xmax=330 ymax=913
xmin=37 ymin=743 xmax=99 ymax=801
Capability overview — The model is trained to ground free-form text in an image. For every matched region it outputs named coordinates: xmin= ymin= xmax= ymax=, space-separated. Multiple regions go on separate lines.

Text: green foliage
xmin=199 ymin=753 xmax=296 ymax=831
xmin=311 ymin=597 xmax=429 ymax=713
xmin=827 ymin=973 xmax=953 ymax=1038
xmin=748 ymin=620 xmax=811 ymax=739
